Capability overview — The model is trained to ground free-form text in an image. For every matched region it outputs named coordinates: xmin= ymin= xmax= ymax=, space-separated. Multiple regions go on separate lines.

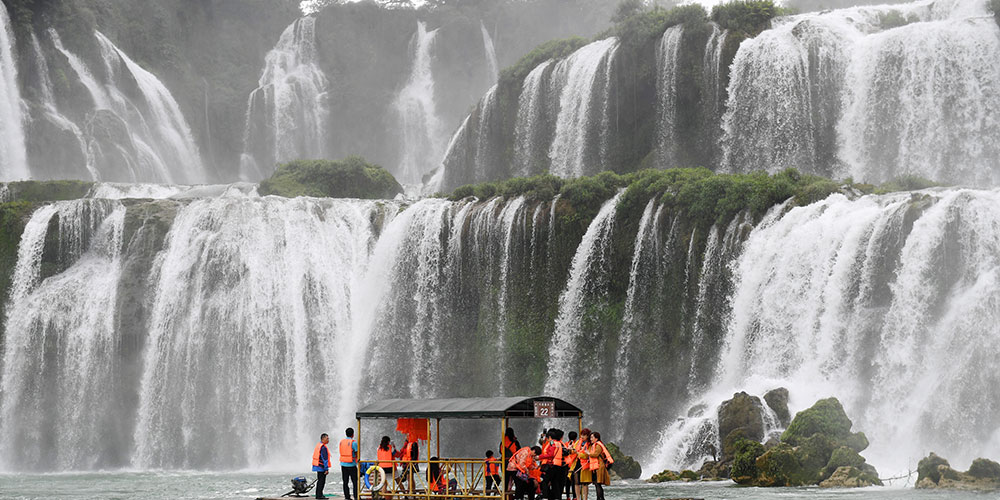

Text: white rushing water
xmin=656 ymin=25 xmax=685 ymax=168
xmin=548 ymin=38 xmax=619 ymax=178
xmin=722 ymin=0 xmax=1000 ymax=184
xmin=394 ymin=21 xmax=445 ymax=185
xmin=513 ymin=60 xmax=554 ymax=177
xmin=0 ymin=200 xmax=125 ymax=470
xmin=542 ymin=191 xmax=624 ymax=398
xmin=240 ymin=17 xmax=329 ymax=181
xmin=0 ymin=3 xmax=29 ymax=180
xmin=46 ymin=29 xmax=207 ymax=183
xmin=31 ymin=32 xmax=97 ymax=180
xmin=97 ymin=32 xmax=206 ymax=184
xmin=650 ymin=188 xmax=1000 ymax=477
xmin=132 ymin=197 xmax=390 ymax=469
xmin=480 ymin=20 xmax=499 ymax=82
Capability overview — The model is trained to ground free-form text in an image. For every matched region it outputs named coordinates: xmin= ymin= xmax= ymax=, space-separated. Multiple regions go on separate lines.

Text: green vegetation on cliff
xmin=4 ymin=181 xmax=94 ymax=202
xmin=259 ymin=157 xmax=403 ymax=199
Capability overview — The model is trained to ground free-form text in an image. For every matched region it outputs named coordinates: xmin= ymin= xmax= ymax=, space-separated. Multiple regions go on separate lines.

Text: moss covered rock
xmin=259 ymin=157 xmax=402 ymax=199
xmin=819 ymin=466 xmax=882 ymax=488
xmin=917 ymin=454 xmax=1000 ymax=491
xmin=730 ymin=439 xmax=765 ymax=484
xmin=5 ymin=180 xmax=93 ymax=202
xmin=605 ymin=442 xmax=642 ymax=479
xmin=718 ymin=391 xmax=765 ymax=461
xmin=755 ymin=443 xmax=806 ymax=486
xmin=781 ymin=397 xmax=867 ymax=452
xmin=763 ymin=387 xmax=790 ymax=427
xmin=648 ymin=469 xmax=680 ymax=482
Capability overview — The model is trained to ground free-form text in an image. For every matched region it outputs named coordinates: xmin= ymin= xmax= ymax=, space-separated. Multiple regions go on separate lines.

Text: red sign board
xmin=534 ymin=401 xmax=555 ymax=418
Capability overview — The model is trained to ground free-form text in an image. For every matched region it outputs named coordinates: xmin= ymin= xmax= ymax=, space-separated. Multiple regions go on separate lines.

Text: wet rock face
xmin=605 ymin=442 xmax=642 ymax=479
xmin=916 ymin=454 xmax=1000 ymax=491
xmin=717 ymin=391 xmax=765 ymax=461
xmin=763 ymin=387 xmax=790 ymax=427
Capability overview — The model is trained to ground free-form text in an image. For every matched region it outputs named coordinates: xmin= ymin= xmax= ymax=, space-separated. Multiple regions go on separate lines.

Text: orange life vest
xmin=575 ymin=440 xmax=590 ymax=471
xmin=377 ymin=446 xmax=394 ymax=468
xmin=503 ymin=436 xmax=518 ymax=459
xmin=485 ymin=457 xmax=499 ymax=475
xmin=313 ymin=443 xmax=329 ymax=468
xmin=564 ymin=439 xmax=578 ymax=467
xmin=339 ymin=439 xmax=355 ymax=464
xmin=541 ymin=439 xmax=564 ymax=467
xmin=587 ymin=442 xmax=613 ymax=471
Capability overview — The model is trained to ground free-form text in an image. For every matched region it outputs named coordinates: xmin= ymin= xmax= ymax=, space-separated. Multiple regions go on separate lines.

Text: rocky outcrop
xmin=732 ymin=397 xmax=880 ymax=488
xmin=606 ymin=442 xmax=642 ymax=479
xmin=916 ymin=453 xmax=1000 ymax=491
xmin=717 ymin=392 xmax=765 ymax=462
xmin=763 ymin=387 xmax=790 ymax=427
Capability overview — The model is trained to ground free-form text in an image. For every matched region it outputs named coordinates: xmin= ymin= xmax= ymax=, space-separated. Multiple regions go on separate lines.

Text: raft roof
xmin=356 ymin=396 xmax=583 ymax=419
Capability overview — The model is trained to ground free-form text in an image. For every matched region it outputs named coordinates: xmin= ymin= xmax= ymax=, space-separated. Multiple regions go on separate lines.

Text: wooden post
xmin=357 ymin=418 xmax=363 ymax=500
xmin=500 ymin=417 xmax=507 ymax=500
xmin=426 ymin=418 xmax=432 ymax=500
xmin=436 ymin=418 xmax=441 ymax=458
xmin=578 ymin=416 xmax=582 ymax=435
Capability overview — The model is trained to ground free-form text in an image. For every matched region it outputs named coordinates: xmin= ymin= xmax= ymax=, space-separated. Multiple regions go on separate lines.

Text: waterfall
xmin=0 ymin=3 xmax=29 ymax=180
xmin=548 ymin=38 xmax=619 ymax=178
xmin=132 ymin=197 xmax=391 ymax=469
xmin=480 ymin=20 xmax=499 ymax=82
xmin=656 ymin=25 xmax=685 ymax=168
xmin=701 ymin=24 xmax=727 ymax=163
xmin=30 ymin=32 xmax=96 ymax=180
xmin=394 ymin=22 xmax=445 ymax=185
xmin=721 ymin=0 xmax=1000 ymax=184
xmin=0 ymin=200 xmax=125 ymax=470
xmin=433 ymin=85 xmax=500 ymax=191
xmin=240 ymin=17 xmax=329 ymax=181
xmin=95 ymin=32 xmax=206 ymax=184
xmin=48 ymin=29 xmax=206 ymax=183
xmin=513 ymin=60 xmax=555 ymax=177
xmin=609 ymin=199 xmax=659 ymax=438
xmin=839 ymin=12 xmax=1000 ymax=185
xmin=542 ymin=191 xmax=624 ymax=401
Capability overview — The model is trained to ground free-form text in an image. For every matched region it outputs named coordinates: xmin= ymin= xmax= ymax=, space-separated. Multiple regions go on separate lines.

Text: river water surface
xmin=0 ymin=473 xmax=986 ymax=500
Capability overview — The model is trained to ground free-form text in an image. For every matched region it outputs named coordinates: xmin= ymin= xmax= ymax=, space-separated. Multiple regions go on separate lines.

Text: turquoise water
xmin=0 ymin=473 xmax=986 ymax=500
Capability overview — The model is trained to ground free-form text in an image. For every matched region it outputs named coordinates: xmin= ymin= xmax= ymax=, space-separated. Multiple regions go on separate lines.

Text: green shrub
xmin=711 ymin=0 xmax=780 ymax=36
xmin=498 ymin=37 xmax=588 ymax=88
xmin=258 ymin=157 xmax=402 ymax=199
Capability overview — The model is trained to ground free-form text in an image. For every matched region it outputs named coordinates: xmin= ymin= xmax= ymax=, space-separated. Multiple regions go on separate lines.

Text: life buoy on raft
xmin=365 ymin=464 xmax=386 ymax=490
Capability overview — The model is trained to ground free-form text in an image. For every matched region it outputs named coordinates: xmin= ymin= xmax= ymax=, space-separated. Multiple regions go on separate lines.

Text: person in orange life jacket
xmin=484 ymin=450 xmax=502 ymax=491
xmin=428 ymin=457 xmax=455 ymax=494
xmin=340 ymin=427 xmax=359 ymax=500
xmin=562 ymin=431 xmax=579 ymax=500
xmin=539 ymin=428 xmax=566 ymax=500
xmin=377 ymin=436 xmax=396 ymax=494
xmin=395 ymin=435 xmax=420 ymax=491
xmin=574 ymin=429 xmax=592 ymax=500
xmin=508 ymin=445 xmax=542 ymax=500
xmin=501 ymin=427 xmax=520 ymax=490
xmin=580 ymin=432 xmax=613 ymax=500
xmin=313 ymin=433 xmax=332 ymax=499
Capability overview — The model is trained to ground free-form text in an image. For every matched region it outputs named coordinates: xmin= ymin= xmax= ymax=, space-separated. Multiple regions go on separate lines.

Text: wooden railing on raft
xmin=359 ymin=458 xmax=504 ymax=500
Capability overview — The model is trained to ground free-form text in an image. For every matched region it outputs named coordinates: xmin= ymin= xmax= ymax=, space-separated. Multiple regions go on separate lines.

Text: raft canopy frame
xmin=354 ymin=396 xmax=583 ymax=500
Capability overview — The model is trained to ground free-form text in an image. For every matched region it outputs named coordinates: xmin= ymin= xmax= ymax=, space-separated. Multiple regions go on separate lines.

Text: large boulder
xmin=605 ymin=442 xmax=641 ymax=479
xmin=781 ymin=397 xmax=868 ymax=453
xmin=819 ymin=466 xmax=882 ymax=488
xmin=916 ymin=453 xmax=1000 ymax=491
xmin=763 ymin=387 xmax=791 ymax=427
xmin=729 ymin=397 xmax=878 ymax=488
xmin=718 ymin=392 xmax=765 ymax=462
